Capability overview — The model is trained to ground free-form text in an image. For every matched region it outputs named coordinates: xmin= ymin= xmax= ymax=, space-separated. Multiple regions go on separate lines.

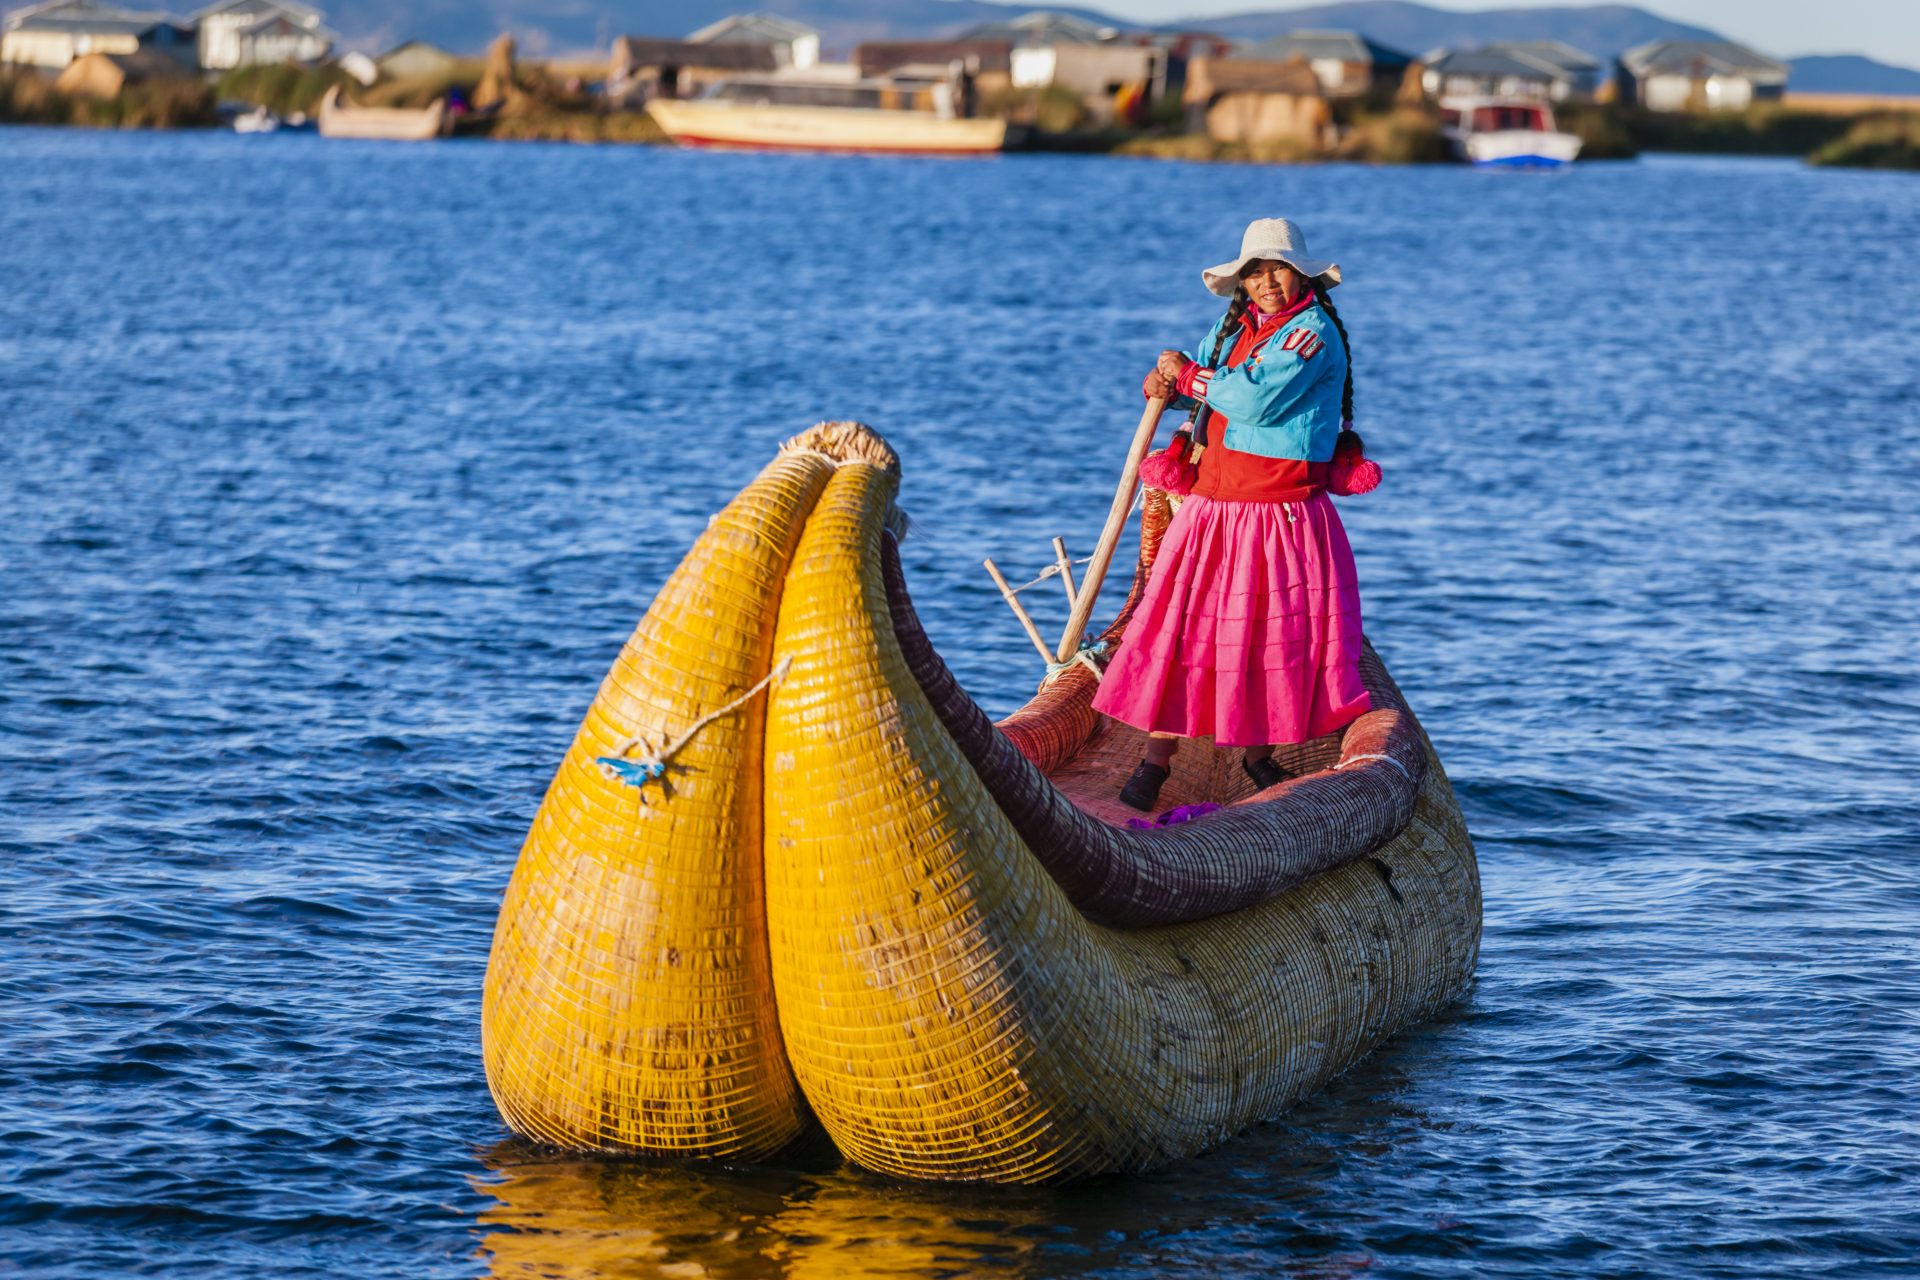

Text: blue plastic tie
xmin=596 ymin=757 xmax=667 ymax=787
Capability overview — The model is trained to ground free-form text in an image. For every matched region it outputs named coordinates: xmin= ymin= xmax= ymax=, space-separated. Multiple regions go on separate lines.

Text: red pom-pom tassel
xmin=1327 ymin=427 xmax=1381 ymax=496
xmin=1335 ymin=458 xmax=1381 ymax=495
xmin=1140 ymin=435 xmax=1198 ymax=495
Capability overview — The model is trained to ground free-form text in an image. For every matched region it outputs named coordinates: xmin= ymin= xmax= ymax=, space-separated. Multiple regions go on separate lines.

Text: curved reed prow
xmin=761 ymin=450 xmax=1480 ymax=1183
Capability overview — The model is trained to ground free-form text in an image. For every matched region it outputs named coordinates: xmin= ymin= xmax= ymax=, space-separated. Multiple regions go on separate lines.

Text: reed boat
xmin=645 ymin=80 xmax=1008 ymax=155
xmin=316 ymin=85 xmax=447 ymax=142
xmin=480 ymin=423 xmax=1480 ymax=1184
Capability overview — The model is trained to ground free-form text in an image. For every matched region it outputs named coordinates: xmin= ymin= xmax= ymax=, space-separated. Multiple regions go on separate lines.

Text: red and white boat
xmin=1439 ymin=96 xmax=1582 ymax=168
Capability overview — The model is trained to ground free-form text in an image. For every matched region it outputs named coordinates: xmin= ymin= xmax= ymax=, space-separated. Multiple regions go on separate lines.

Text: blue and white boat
xmin=1440 ymin=96 xmax=1582 ymax=168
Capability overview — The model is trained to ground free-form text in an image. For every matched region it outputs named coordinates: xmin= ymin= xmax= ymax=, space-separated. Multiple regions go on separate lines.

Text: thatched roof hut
xmin=1182 ymin=57 xmax=1331 ymax=146
xmin=54 ymin=49 xmax=190 ymax=98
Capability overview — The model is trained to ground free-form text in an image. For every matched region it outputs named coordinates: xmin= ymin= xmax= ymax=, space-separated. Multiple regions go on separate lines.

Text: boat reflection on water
xmin=471 ymin=1139 xmax=1049 ymax=1278
xmin=470 ymin=1049 xmax=1444 ymax=1279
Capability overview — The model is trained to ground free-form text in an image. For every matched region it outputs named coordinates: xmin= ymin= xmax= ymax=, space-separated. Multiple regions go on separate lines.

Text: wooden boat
xmin=480 ymin=423 xmax=1480 ymax=1184
xmin=645 ymin=79 xmax=1007 ymax=155
xmin=316 ymin=85 xmax=447 ymax=142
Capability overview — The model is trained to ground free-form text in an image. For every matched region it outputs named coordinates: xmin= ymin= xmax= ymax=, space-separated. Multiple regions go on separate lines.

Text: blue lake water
xmin=2 ymin=128 xmax=1917 ymax=1278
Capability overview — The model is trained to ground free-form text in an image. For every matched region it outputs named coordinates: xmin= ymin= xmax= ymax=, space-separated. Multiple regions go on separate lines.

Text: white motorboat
xmin=232 ymin=105 xmax=281 ymax=134
xmin=1440 ymin=96 xmax=1582 ymax=168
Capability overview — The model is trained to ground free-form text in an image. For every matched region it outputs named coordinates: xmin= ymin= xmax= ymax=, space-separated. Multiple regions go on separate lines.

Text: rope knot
xmin=596 ymin=656 xmax=793 ymax=803
xmin=1043 ymin=640 xmax=1109 ymax=687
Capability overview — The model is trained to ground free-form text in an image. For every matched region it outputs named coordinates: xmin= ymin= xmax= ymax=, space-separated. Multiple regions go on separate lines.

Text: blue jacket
xmin=1180 ymin=301 xmax=1347 ymax=467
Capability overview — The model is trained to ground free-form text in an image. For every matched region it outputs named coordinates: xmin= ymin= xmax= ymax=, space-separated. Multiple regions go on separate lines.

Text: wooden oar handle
xmin=1056 ymin=395 xmax=1167 ymax=663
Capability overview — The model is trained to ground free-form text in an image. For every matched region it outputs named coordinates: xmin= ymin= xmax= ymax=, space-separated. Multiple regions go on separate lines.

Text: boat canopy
xmin=700 ymin=75 xmax=938 ymax=112
xmin=1438 ymin=95 xmax=1556 ymax=133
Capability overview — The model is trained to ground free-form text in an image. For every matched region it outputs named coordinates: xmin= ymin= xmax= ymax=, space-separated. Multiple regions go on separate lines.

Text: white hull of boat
xmin=317 ymin=86 xmax=447 ymax=142
xmin=232 ymin=108 xmax=280 ymax=134
xmin=1454 ymin=128 xmax=1583 ymax=168
xmin=646 ymin=99 xmax=1007 ymax=155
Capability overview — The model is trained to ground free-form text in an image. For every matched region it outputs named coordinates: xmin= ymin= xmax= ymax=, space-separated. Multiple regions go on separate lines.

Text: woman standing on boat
xmin=1093 ymin=217 xmax=1379 ymax=812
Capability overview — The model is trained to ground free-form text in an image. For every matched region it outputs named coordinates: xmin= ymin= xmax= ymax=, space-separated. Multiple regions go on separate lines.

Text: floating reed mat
xmin=481 ymin=421 xmax=1481 ymax=1184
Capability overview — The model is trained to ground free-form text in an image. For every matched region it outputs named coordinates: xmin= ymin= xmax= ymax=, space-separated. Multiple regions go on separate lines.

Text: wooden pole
xmin=984 ymin=557 xmax=1056 ymax=666
xmin=1057 ymin=395 xmax=1166 ymax=662
xmin=1050 ymin=536 xmax=1078 ymax=612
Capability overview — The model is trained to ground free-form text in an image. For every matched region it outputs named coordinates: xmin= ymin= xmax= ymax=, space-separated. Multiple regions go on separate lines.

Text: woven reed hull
xmin=479 ymin=448 xmax=831 ymax=1159
xmin=762 ymin=445 xmax=1481 ymax=1184
xmin=481 ymin=422 xmax=1480 ymax=1183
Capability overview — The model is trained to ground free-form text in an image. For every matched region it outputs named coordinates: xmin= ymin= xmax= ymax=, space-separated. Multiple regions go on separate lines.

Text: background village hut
xmin=1420 ymin=42 xmax=1600 ymax=103
xmin=1183 ymin=56 xmax=1331 ymax=149
xmin=1 ymin=0 xmax=195 ymax=69
xmin=1250 ymin=30 xmax=1412 ymax=99
xmin=193 ymin=0 xmax=333 ymax=71
xmin=1615 ymin=39 xmax=1789 ymax=112
xmin=1015 ymin=41 xmax=1166 ymax=123
xmin=685 ymin=11 xmax=818 ymax=71
xmin=853 ymin=39 xmax=1013 ymax=98
xmin=606 ymin=35 xmax=779 ymax=106
xmin=374 ymin=40 xmax=458 ymax=83
xmin=53 ymin=47 xmax=191 ymax=97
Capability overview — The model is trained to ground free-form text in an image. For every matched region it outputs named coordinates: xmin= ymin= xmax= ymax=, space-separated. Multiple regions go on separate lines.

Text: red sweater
xmin=1178 ymin=294 xmax=1331 ymax=504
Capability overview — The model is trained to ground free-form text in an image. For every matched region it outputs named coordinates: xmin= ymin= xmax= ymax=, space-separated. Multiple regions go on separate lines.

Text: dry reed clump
xmin=358 ymin=65 xmax=483 ymax=109
xmin=0 ymin=67 xmax=65 ymax=123
xmin=981 ymin=83 xmax=1091 ymax=133
xmin=487 ymin=109 xmax=667 ymax=144
xmin=0 ymin=67 xmax=213 ymax=128
xmin=1809 ymin=113 xmax=1920 ymax=169
xmin=1113 ymin=133 xmax=1325 ymax=164
xmin=1554 ymin=102 xmax=1638 ymax=159
xmin=1622 ymin=103 xmax=1859 ymax=156
xmin=1335 ymin=107 xmax=1451 ymax=163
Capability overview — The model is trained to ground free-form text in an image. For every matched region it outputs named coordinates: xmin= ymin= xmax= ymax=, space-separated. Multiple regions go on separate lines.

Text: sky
xmin=1090 ymin=0 xmax=1920 ymax=68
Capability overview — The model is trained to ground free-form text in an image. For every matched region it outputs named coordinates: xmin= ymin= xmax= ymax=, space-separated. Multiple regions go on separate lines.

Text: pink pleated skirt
xmin=1091 ymin=491 xmax=1371 ymax=748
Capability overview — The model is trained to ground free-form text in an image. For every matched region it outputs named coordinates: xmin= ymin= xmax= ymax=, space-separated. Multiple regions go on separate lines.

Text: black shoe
xmin=1242 ymin=754 xmax=1288 ymax=791
xmin=1119 ymin=762 xmax=1170 ymax=812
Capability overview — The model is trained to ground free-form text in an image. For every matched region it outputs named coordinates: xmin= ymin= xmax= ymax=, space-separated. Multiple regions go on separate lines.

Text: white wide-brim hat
xmin=1202 ymin=217 xmax=1342 ymax=297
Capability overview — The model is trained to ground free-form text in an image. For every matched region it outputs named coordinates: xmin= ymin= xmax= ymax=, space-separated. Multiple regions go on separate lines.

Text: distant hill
xmin=317 ymin=0 xmax=1724 ymax=60
xmin=321 ymin=0 xmax=1116 ymax=57
xmin=1178 ymin=2 xmax=1723 ymax=62
xmin=1788 ymin=55 xmax=1920 ymax=97
xmin=312 ymin=0 xmax=1920 ymax=89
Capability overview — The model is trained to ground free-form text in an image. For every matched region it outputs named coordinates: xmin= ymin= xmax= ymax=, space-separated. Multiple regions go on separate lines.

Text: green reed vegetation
xmin=1808 ymin=113 xmax=1920 ymax=168
xmin=488 ymin=109 xmax=666 ymax=144
xmin=214 ymin=62 xmax=350 ymax=115
xmin=1621 ymin=103 xmax=1861 ymax=156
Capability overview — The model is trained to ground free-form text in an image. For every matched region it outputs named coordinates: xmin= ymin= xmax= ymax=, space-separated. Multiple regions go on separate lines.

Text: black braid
xmin=1314 ymin=283 xmax=1354 ymax=423
xmin=1211 ymin=289 xmax=1251 ymax=366
xmin=1189 ymin=289 xmax=1251 ymax=446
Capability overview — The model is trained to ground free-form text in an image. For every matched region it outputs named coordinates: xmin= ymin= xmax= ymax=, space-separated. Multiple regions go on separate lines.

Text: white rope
xmin=1043 ymin=642 xmax=1108 ymax=687
xmin=1335 ymin=751 xmax=1412 ymax=782
xmin=597 ymin=657 xmax=793 ymax=795
xmin=1002 ymin=487 xmax=1145 ymax=598
xmin=1006 ymin=554 xmax=1097 ymax=597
